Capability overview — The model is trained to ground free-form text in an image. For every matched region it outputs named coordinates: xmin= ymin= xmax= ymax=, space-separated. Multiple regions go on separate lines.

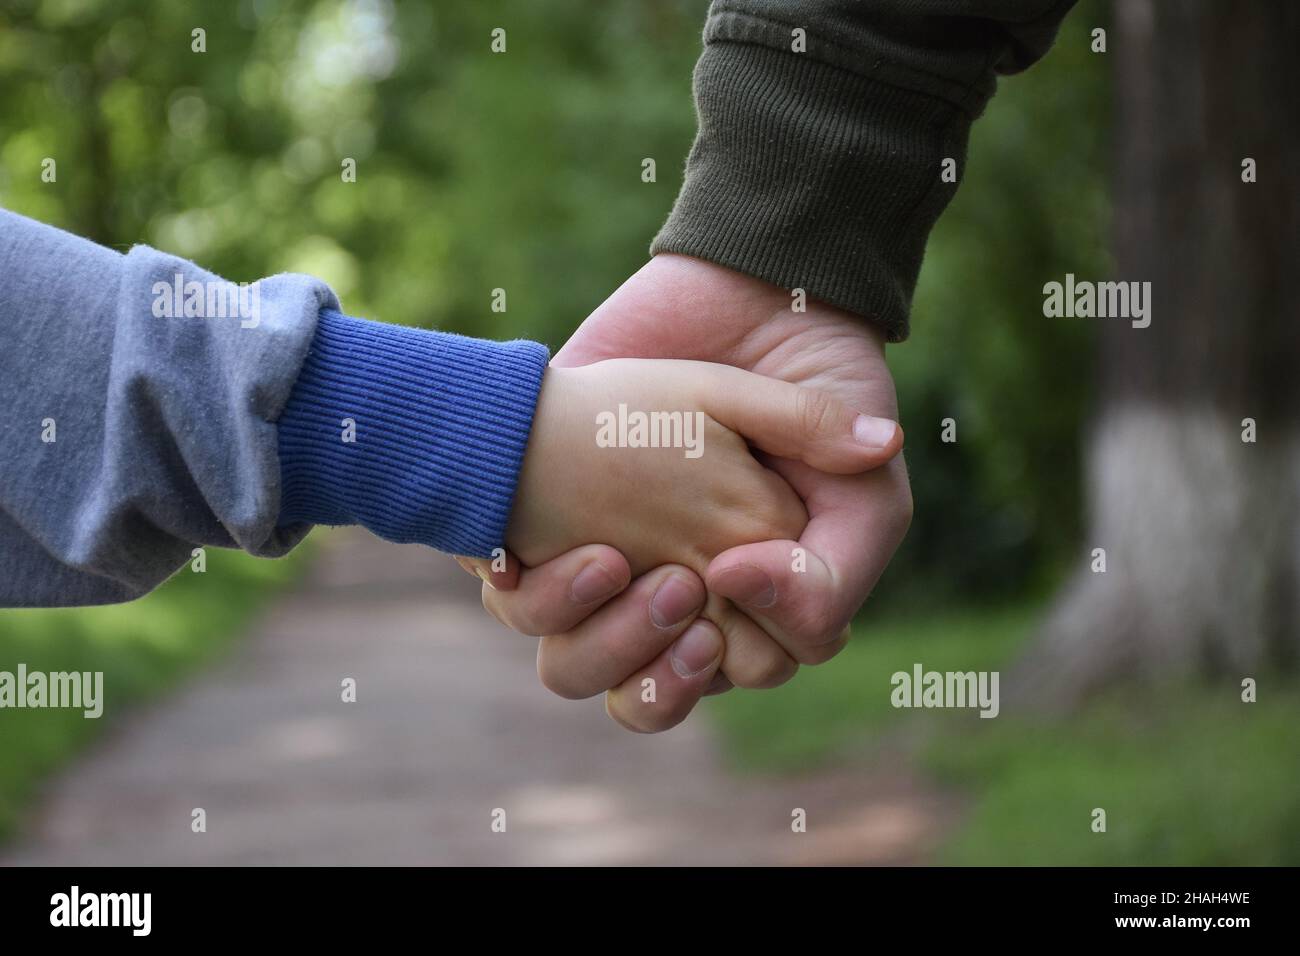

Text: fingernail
xmin=475 ymin=568 xmax=497 ymax=591
xmin=670 ymin=622 xmax=722 ymax=678
xmin=570 ymin=561 xmax=619 ymax=604
xmin=853 ymin=414 xmax=897 ymax=449
xmin=712 ymin=564 xmax=776 ymax=608
xmin=650 ymin=574 xmax=703 ymax=629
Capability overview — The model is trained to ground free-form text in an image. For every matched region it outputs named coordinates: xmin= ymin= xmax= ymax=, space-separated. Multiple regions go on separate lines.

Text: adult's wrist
xmin=651 ymin=33 xmax=975 ymax=342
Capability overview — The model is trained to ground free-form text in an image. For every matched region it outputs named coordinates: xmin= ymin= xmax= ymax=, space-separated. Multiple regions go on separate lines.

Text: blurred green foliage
xmin=1 ymin=0 xmax=1107 ymax=604
xmin=0 ymin=0 xmax=702 ymax=343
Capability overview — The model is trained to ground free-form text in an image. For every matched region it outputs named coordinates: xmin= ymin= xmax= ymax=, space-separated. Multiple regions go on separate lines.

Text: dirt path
xmin=2 ymin=529 xmax=954 ymax=865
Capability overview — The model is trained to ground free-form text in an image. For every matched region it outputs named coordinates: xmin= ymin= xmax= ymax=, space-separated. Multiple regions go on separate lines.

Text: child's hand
xmin=506 ymin=358 xmax=901 ymax=676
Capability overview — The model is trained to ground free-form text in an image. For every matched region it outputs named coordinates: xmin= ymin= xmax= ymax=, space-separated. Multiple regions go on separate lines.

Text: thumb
xmin=696 ymin=366 xmax=902 ymax=473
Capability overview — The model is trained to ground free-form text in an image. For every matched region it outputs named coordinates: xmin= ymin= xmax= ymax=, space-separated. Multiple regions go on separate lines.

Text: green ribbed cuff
xmin=652 ymin=33 xmax=982 ymax=341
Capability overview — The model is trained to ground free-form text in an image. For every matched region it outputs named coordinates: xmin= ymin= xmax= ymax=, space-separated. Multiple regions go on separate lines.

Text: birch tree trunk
xmin=1017 ymin=0 xmax=1300 ymax=703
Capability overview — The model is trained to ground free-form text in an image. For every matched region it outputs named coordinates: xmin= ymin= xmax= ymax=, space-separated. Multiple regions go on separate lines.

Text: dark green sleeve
xmin=651 ymin=0 xmax=1079 ymax=341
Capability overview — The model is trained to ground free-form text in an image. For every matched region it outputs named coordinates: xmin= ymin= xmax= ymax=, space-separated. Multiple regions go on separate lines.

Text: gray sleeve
xmin=0 ymin=208 xmax=339 ymax=607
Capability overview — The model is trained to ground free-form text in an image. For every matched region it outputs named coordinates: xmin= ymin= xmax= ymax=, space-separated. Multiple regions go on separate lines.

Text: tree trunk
xmin=1017 ymin=0 xmax=1300 ymax=704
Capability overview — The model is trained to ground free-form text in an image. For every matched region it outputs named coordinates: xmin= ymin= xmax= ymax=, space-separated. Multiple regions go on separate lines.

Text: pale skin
xmin=504 ymin=358 xmax=902 ymax=692
xmin=458 ymin=254 xmax=914 ymax=732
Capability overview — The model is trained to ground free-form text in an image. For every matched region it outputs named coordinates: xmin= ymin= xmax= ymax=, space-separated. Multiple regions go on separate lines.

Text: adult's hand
xmin=467 ymin=254 xmax=913 ymax=731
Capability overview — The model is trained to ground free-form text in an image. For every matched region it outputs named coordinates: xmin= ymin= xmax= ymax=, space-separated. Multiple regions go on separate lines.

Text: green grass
xmin=707 ymin=603 xmax=1040 ymax=771
xmin=926 ymin=687 xmax=1300 ymax=865
xmin=707 ymin=602 xmax=1300 ymax=865
xmin=0 ymin=546 xmax=310 ymax=839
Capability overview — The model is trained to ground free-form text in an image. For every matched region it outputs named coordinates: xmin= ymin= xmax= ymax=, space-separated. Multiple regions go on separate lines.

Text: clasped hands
xmin=456 ymin=255 xmax=914 ymax=732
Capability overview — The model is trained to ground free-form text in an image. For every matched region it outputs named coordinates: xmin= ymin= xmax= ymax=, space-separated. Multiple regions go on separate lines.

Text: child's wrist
xmin=277 ymin=309 xmax=549 ymax=557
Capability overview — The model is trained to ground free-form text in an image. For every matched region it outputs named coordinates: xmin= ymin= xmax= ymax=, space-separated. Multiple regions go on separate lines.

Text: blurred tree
xmin=1022 ymin=0 xmax=1299 ymax=700
xmin=886 ymin=2 xmax=1108 ymax=608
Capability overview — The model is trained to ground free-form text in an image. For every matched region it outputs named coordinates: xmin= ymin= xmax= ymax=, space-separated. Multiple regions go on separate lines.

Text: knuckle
xmin=728 ymin=653 xmax=798 ymax=690
xmin=746 ymin=501 xmax=787 ymax=541
xmin=796 ymin=626 xmax=850 ymax=665
xmin=884 ymin=466 xmax=915 ymax=537
xmin=739 ymin=477 xmax=806 ymax=543
xmin=484 ymin=589 xmax=547 ymax=637
xmin=536 ymin=644 xmax=590 ymax=700
xmin=896 ymin=488 xmax=915 ymax=535
xmin=512 ymin=600 xmax=550 ymax=638
xmin=796 ymin=386 xmax=836 ymax=438
xmin=794 ymin=603 xmax=842 ymax=647
xmin=772 ymin=496 xmax=809 ymax=541
xmin=680 ymin=538 xmax=715 ymax=576
xmin=607 ymin=694 xmax=679 ymax=734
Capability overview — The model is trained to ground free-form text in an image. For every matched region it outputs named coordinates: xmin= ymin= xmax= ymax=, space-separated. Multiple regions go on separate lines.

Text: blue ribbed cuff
xmin=276 ymin=309 xmax=550 ymax=557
